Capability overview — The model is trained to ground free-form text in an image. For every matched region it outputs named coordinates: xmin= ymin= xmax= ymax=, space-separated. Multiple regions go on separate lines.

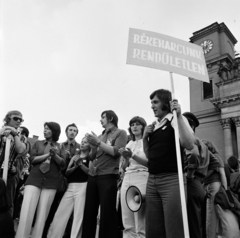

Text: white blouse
xmin=125 ymin=139 xmax=148 ymax=174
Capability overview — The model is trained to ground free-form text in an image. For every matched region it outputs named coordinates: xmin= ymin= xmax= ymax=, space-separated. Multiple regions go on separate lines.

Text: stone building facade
xmin=189 ymin=22 xmax=240 ymax=162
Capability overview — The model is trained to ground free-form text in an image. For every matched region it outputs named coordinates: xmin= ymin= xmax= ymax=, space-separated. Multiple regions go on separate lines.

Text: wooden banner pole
xmin=169 ymin=72 xmax=190 ymax=238
xmin=2 ymin=136 xmax=11 ymax=184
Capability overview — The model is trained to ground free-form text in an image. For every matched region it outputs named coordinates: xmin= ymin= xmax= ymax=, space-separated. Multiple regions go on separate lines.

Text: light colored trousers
xmin=48 ymin=182 xmax=87 ymax=238
xmin=121 ymin=171 xmax=149 ymax=238
xmin=16 ymin=185 xmax=56 ymax=238
xmin=205 ymin=181 xmax=221 ymax=238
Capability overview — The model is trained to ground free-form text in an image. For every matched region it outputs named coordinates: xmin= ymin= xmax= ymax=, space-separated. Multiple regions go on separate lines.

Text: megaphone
xmin=125 ymin=186 xmax=145 ymax=212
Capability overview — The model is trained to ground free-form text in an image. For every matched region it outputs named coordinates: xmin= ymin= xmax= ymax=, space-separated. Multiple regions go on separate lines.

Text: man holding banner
xmin=143 ymin=89 xmax=195 ymax=238
xmin=0 ymin=110 xmax=27 ymax=216
xmin=126 ymin=27 xmax=209 ymax=238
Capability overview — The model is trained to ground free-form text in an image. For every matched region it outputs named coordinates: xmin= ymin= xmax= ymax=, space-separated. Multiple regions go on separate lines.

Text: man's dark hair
xmin=65 ymin=123 xmax=78 ymax=135
xmin=44 ymin=122 xmax=61 ymax=142
xmin=150 ymin=89 xmax=172 ymax=112
xmin=101 ymin=110 xmax=118 ymax=128
xmin=128 ymin=116 xmax=147 ymax=141
xmin=228 ymin=156 xmax=239 ymax=170
xmin=20 ymin=126 xmax=29 ymax=138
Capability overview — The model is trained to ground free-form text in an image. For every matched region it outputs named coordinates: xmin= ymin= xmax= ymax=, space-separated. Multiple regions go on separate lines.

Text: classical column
xmin=221 ymin=118 xmax=233 ymax=161
xmin=232 ymin=116 xmax=240 ymax=157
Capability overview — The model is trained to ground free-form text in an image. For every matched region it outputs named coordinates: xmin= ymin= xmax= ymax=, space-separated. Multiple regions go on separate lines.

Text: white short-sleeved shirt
xmin=125 ymin=139 xmax=148 ymax=174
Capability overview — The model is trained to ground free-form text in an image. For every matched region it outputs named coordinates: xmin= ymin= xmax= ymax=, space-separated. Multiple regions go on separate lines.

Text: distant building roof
xmin=28 ymin=135 xmax=39 ymax=148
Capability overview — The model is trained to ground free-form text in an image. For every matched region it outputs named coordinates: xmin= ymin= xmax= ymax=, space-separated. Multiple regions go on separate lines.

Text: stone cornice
xmin=218 ymin=23 xmax=238 ymax=45
xmin=190 ymin=22 xmax=237 ymax=45
xmin=191 ymin=108 xmax=221 ymax=119
xmin=206 ymin=54 xmax=233 ymax=66
xmin=190 ymin=22 xmax=219 ymax=42
xmin=215 ymin=77 xmax=240 ymax=88
xmin=210 ymin=94 xmax=240 ymax=108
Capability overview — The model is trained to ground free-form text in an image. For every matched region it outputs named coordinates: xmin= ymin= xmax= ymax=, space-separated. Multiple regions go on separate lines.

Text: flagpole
xmin=2 ymin=136 xmax=11 ymax=184
xmin=169 ymin=72 xmax=189 ymax=238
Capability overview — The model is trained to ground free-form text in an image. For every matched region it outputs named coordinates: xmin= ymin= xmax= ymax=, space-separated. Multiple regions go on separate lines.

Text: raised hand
xmin=85 ymin=133 xmax=99 ymax=146
xmin=143 ymin=124 xmax=155 ymax=139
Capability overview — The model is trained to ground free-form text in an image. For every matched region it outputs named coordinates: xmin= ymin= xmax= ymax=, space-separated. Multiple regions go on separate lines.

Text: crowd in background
xmin=0 ymin=88 xmax=240 ymax=238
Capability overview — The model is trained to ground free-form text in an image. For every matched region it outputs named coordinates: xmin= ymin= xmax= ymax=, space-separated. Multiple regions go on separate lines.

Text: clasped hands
xmin=85 ymin=125 xmax=114 ymax=147
xmin=72 ymin=155 xmax=82 ymax=167
xmin=85 ymin=131 xmax=99 ymax=147
xmin=49 ymin=146 xmax=59 ymax=158
xmin=119 ymin=147 xmax=132 ymax=160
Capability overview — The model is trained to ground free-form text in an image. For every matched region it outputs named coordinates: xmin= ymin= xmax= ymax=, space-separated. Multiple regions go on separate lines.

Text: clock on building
xmin=200 ymin=40 xmax=213 ymax=54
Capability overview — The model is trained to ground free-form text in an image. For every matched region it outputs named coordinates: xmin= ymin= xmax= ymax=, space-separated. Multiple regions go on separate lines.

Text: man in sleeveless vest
xmin=143 ymin=89 xmax=195 ymax=238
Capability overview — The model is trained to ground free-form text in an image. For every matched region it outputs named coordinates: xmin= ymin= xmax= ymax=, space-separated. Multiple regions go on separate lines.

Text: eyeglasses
xmin=11 ymin=117 xmax=24 ymax=123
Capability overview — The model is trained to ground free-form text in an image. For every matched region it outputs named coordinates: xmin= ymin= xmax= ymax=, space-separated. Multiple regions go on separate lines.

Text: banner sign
xmin=127 ymin=28 xmax=209 ymax=82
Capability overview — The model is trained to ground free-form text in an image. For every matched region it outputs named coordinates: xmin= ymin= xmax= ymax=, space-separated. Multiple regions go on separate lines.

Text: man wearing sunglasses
xmin=0 ymin=110 xmax=27 ymax=217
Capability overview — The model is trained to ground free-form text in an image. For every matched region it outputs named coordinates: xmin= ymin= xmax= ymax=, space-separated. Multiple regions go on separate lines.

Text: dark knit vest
xmin=148 ymin=119 xmax=184 ymax=174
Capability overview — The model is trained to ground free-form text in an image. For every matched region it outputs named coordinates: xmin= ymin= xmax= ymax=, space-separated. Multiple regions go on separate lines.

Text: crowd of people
xmin=0 ymin=88 xmax=240 ymax=238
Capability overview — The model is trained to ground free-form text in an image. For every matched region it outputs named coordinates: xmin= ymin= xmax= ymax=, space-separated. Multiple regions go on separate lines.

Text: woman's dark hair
xmin=101 ymin=110 xmax=118 ymax=128
xmin=44 ymin=122 xmax=61 ymax=142
xmin=228 ymin=156 xmax=239 ymax=170
xmin=128 ymin=116 xmax=147 ymax=141
xmin=150 ymin=89 xmax=172 ymax=112
xmin=65 ymin=123 xmax=78 ymax=135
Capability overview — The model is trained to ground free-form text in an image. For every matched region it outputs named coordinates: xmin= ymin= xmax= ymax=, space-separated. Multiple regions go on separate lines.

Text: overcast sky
xmin=1 ymin=0 xmax=240 ymax=142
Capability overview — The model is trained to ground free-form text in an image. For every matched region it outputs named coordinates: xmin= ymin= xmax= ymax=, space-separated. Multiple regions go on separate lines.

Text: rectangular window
xmin=203 ymin=80 xmax=213 ymax=99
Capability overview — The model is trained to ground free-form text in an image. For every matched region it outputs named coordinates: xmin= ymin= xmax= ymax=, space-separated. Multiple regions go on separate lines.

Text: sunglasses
xmin=11 ymin=117 xmax=24 ymax=123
